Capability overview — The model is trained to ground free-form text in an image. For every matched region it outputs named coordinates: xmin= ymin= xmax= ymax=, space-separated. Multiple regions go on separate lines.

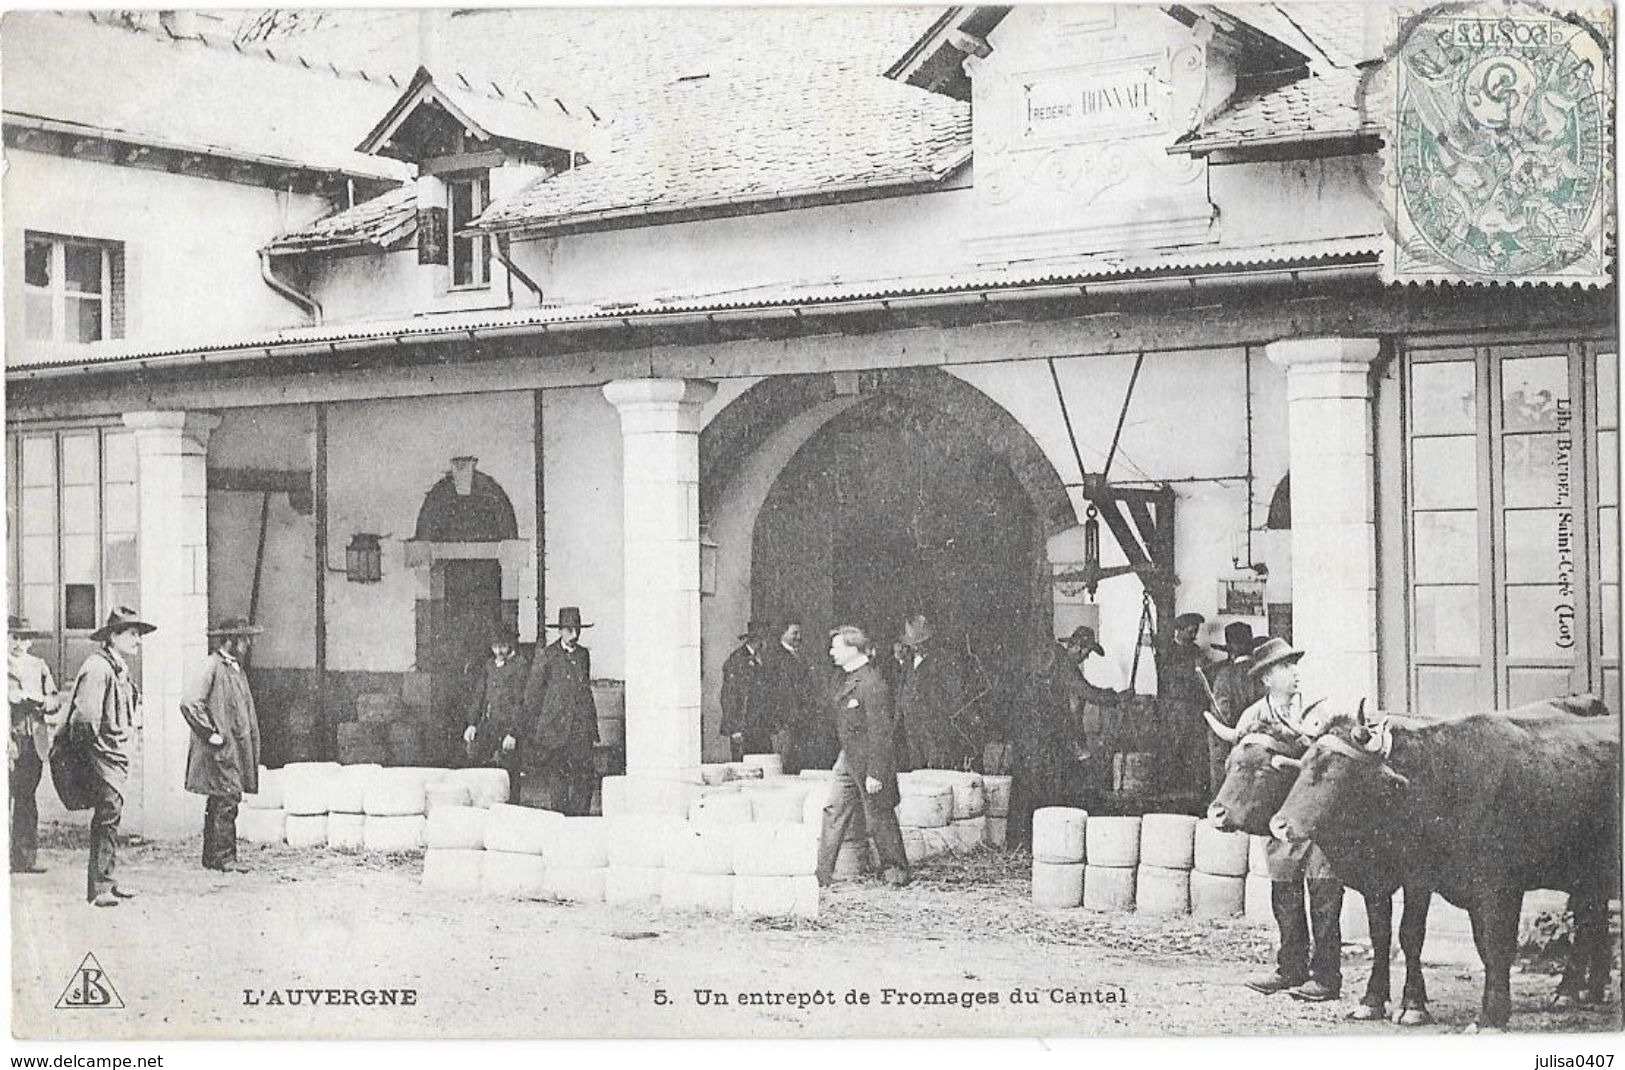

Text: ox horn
xmin=1270 ymin=754 xmax=1303 ymax=772
xmin=1202 ymin=709 xmax=1239 ymax=744
xmin=1356 ymin=697 xmax=1368 ymax=726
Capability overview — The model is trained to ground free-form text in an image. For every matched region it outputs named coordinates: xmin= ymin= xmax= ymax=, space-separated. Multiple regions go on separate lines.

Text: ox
xmin=1270 ymin=694 xmax=1618 ymax=1030
xmin=1206 ymin=701 xmax=1437 ymax=1025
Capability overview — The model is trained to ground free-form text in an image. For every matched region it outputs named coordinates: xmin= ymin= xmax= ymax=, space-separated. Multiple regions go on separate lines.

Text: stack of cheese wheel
xmin=1136 ymin=814 xmax=1197 ymax=915
xmin=599 ymin=774 xmax=695 ymax=820
xmin=1244 ymin=834 xmax=1273 ymax=925
xmin=1031 ymin=806 xmax=1087 ymax=909
xmin=239 ymin=766 xmax=287 ymax=843
xmin=982 ymin=775 xmax=1012 ymax=848
xmin=917 ymin=771 xmax=987 ymax=851
xmin=688 ymin=786 xmax=754 ymax=828
xmin=421 ymin=804 xmax=491 ymax=892
xmin=480 ymin=803 xmax=556 ymax=897
xmin=542 ymin=816 xmax=609 ymax=902
xmin=1191 ymin=821 xmax=1249 ymax=918
xmin=282 ymin=762 xmax=340 ymax=848
xmin=1082 ymin=816 xmax=1140 ymax=911
xmin=662 ymin=823 xmax=737 ymax=912
xmin=742 ymin=778 xmax=813 ymax=824
xmin=361 ymin=768 xmax=434 ymax=852
xmin=731 ymin=823 xmax=819 ymax=919
xmin=425 ymin=778 xmax=473 ymax=814
xmin=895 ymin=774 xmax=954 ymax=865
xmin=325 ymin=763 xmax=381 ymax=851
xmin=604 ymin=816 xmax=681 ymax=904
xmin=443 ymin=767 xmax=511 ymax=810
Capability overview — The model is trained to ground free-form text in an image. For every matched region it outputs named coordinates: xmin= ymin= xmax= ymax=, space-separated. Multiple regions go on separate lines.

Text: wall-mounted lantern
xmin=699 ymin=528 xmax=719 ymax=597
xmin=346 ymin=533 xmax=383 ymax=583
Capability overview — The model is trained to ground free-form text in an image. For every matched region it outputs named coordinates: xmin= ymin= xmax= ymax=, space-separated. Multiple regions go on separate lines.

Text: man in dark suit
xmin=814 ymin=625 xmax=910 ymax=888
xmin=896 ymin=613 xmax=973 ymax=771
xmin=760 ymin=618 xmax=825 ymax=773
xmin=523 ymin=606 xmax=598 ymax=815
xmin=462 ymin=620 xmax=531 ymax=804
xmin=719 ymin=619 xmax=773 ymax=761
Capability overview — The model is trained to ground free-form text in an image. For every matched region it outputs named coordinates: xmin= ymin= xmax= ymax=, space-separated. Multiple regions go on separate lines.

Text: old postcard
xmin=3 ymin=0 xmax=1619 ymax=1047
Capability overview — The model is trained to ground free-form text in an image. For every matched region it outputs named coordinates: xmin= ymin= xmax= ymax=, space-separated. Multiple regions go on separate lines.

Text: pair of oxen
xmin=1205 ymin=694 xmax=1619 ymax=1031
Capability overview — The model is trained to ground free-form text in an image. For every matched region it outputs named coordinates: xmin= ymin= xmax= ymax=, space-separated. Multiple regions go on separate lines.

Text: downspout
xmin=495 ymin=235 xmax=545 ymax=304
xmin=259 ymin=248 xmax=322 ymax=323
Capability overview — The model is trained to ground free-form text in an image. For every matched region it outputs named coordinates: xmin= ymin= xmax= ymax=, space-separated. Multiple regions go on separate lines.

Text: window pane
xmin=61 ymin=533 xmax=97 ymax=584
xmin=1602 ymin=507 xmax=1619 ymax=584
xmin=63 ymin=242 xmax=103 ymax=293
xmin=1502 ymin=354 xmax=1570 ymax=432
xmin=60 ymin=434 xmax=97 ymax=485
xmin=449 ymin=181 xmax=474 ymax=226
xmin=24 ymin=236 xmax=51 ymax=287
xmin=1414 ymin=585 xmax=1480 ymax=656
xmin=1412 ymin=436 xmax=1478 ymax=508
xmin=21 ymin=487 xmax=55 ymax=533
xmin=453 ymin=235 xmax=474 ymax=286
xmin=21 ymin=534 xmax=55 ymax=582
xmin=1502 ymin=434 xmax=1563 ymax=508
xmin=22 ymin=584 xmax=55 ymax=631
xmin=1508 ymin=666 xmax=1579 ymax=708
xmin=24 ymin=292 xmax=53 ymax=341
xmin=21 ymin=437 xmax=55 ymax=487
xmin=1599 ymin=351 xmax=1618 ymax=430
xmin=1504 ymin=584 xmax=1577 ymax=660
xmin=1411 ymin=361 xmax=1477 ymax=435
xmin=69 ymin=296 xmax=104 ymax=342
xmin=60 ymin=484 xmax=97 ymax=535
xmin=1413 ymin=510 xmax=1478 ymax=582
xmin=64 ymin=584 xmax=97 ymax=631
xmin=103 ymin=483 xmax=138 ymax=532
xmin=106 ymin=582 xmax=139 ymax=615
xmin=102 ymin=432 xmax=137 ymax=483
xmin=1603 ymin=583 xmax=1620 ymax=659
xmin=1415 ymin=664 xmax=1485 ymax=714
xmin=1599 ymin=430 xmax=1618 ymax=507
xmin=103 ymin=533 xmax=138 ymax=581
xmin=1503 ymin=509 xmax=1570 ymax=584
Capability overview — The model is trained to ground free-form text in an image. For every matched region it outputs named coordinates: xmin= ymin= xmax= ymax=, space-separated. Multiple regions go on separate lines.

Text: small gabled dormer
xmin=356 ymin=66 xmax=600 ymax=304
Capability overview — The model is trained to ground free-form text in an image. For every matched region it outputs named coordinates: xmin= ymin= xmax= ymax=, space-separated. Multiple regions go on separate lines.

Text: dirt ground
xmin=11 ymin=827 xmax=1621 ymax=1040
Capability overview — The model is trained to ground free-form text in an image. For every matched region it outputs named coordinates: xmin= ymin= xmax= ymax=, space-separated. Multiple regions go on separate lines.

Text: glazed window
xmin=447 ymin=175 xmax=490 ymax=289
xmin=23 ymin=232 xmax=124 ymax=343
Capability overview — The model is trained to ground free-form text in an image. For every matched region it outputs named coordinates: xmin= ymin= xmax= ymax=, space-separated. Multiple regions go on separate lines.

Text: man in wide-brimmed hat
xmin=895 ymin=612 xmax=973 ymax=771
xmin=1008 ymin=625 xmax=1113 ymax=848
xmin=64 ymin=606 xmax=155 ymax=905
xmin=1232 ymin=637 xmax=1346 ymax=1005
xmin=9 ymin=614 xmax=60 ymax=873
xmin=463 ymin=619 xmax=529 ymax=804
xmin=180 ymin=617 xmax=264 ymax=872
xmin=720 ymin=617 xmax=776 ymax=762
xmin=523 ymin=606 xmax=598 ymax=815
xmin=1203 ymin=621 xmax=1263 ymax=799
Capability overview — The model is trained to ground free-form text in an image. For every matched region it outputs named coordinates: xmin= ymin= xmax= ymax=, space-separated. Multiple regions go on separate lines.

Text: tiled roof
xmin=0 ymin=12 xmax=411 ymax=181
xmin=266 ymin=185 xmax=417 ymax=253
xmin=1274 ymin=3 xmax=1381 ymax=67
xmin=1174 ymin=64 xmax=1377 ymax=154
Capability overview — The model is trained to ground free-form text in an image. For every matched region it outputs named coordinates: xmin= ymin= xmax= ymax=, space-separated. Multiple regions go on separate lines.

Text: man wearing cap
xmin=523 ymin=607 xmax=599 ymax=816
xmin=896 ymin=613 xmax=973 ymax=771
xmin=719 ymin=619 xmax=774 ymax=762
xmin=181 ymin=617 xmax=264 ymax=873
xmin=1235 ymin=637 xmax=1345 ymax=1004
xmin=64 ymin=606 xmax=153 ymax=906
xmin=1204 ymin=622 xmax=1263 ymax=799
xmin=9 ymin=616 xmax=60 ymax=874
xmin=463 ymin=620 xmax=530 ymax=804
xmin=1160 ymin=611 xmax=1214 ymax=796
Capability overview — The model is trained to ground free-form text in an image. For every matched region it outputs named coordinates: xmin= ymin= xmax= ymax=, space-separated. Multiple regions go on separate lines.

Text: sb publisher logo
xmin=55 ymin=953 xmax=124 ymax=1010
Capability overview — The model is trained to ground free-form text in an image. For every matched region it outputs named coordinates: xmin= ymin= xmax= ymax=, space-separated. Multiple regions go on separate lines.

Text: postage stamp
xmin=1382 ymin=0 xmax=1614 ymax=285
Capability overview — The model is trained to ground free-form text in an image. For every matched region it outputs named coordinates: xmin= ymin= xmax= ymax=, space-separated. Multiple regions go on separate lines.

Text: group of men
xmin=1159 ymin=612 xmax=1268 ymax=800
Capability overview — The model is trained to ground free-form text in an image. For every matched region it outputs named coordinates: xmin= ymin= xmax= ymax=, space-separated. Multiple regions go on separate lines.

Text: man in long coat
xmin=9 ymin=615 xmax=59 ymax=874
xmin=1159 ymin=611 xmax=1214 ymax=794
xmin=814 ymin=625 xmax=910 ymax=888
xmin=180 ymin=617 xmax=263 ymax=872
xmin=762 ymin=619 xmax=826 ymax=773
xmin=1204 ymin=621 xmax=1262 ymax=799
xmin=719 ymin=619 xmax=773 ymax=760
xmin=462 ymin=620 xmax=530 ymax=804
xmin=524 ymin=606 xmax=599 ymax=816
xmin=895 ymin=613 xmax=973 ymax=771
xmin=64 ymin=606 xmax=153 ymax=907
xmin=1008 ymin=626 xmax=1111 ymax=847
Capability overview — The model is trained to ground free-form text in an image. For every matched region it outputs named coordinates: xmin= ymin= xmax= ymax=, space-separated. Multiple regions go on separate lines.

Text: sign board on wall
xmin=1018 ymin=59 xmax=1168 ymax=146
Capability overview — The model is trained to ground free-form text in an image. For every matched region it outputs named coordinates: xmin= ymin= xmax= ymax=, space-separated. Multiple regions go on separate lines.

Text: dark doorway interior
xmin=425 ymin=558 xmax=504 ymax=761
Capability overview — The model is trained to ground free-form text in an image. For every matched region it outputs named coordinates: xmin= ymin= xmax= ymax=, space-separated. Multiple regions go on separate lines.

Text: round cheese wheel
xmin=326 ymin=813 xmax=366 ymax=851
xmin=1083 ymin=864 xmax=1136 ymax=912
xmin=444 ymin=768 xmax=511 ymax=809
xmin=1140 ymin=814 xmax=1199 ymax=870
xmin=604 ymin=864 xmax=664 ymax=905
xmin=1194 ymin=822 xmax=1250 ymax=877
xmin=483 ymin=803 xmax=561 ymax=856
xmin=1136 ymin=864 xmax=1191 ymax=915
xmin=422 ymin=848 xmax=485 ymax=893
xmin=665 ymin=825 xmax=737 ymax=875
xmin=660 ymin=871 xmax=734 ymax=913
xmin=688 ymin=791 xmax=754 ymax=827
xmin=732 ymin=874 xmax=819 ymax=919
xmin=237 ymin=807 xmax=286 ymax=844
xmin=243 ymin=766 xmax=283 ymax=810
xmin=1032 ymin=806 xmax=1088 ymax=864
xmin=326 ymin=764 xmax=382 ymax=814
xmin=481 ymin=850 xmax=547 ymax=898
xmin=741 ymin=753 xmax=784 ymax=778
xmin=425 ymin=804 xmax=490 ymax=850
xmin=1032 ymin=860 xmax=1084 ymax=909
xmin=285 ymin=814 xmax=328 ymax=849
xmin=605 ymin=816 xmax=684 ymax=868
xmin=363 ymin=814 xmax=426 ymax=853
xmin=1244 ymin=873 xmax=1274 ymax=925
xmin=1084 ymin=816 xmax=1140 ymax=868
xmin=363 ymin=769 xmax=429 ymax=817
xmin=951 ymin=815 xmax=987 ymax=852
xmin=986 ymin=817 xmax=1008 ymax=849
xmin=732 ymin=823 xmax=819 ymax=877
xmin=545 ymin=817 xmax=609 ymax=869
xmin=1190 ymin=871 xmax=1246 ymax=918
xmin=282 ymin=762 xmax=340 ymax=816
xmin=425 ymin=781 xmax=473 ymax=814
xmin=748 ymin=787 xmax=809 ymax=824
xmin=896 ymin=786 xmax=953 ymax=829
xmin=545 ymin=865 xmax=607 ymax=903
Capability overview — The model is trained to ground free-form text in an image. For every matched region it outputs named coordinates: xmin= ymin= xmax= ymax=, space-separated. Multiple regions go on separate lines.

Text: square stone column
xmin=1265 ymin=339 xmax=1382 ymax=700
xmin=123 ymin=410 xmax=220 ymax=838
xmin=602 ymin=378 xmax=716 ymax=777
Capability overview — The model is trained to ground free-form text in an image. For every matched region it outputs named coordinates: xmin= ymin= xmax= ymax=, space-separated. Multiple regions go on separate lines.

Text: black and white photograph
xmin=2 ymin=0 xmax=1620 ymax=1052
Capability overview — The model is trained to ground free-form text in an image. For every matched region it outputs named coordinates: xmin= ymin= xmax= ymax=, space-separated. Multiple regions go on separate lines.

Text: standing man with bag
xmin=524 ymin=606 xmax=599 ymax=815
xmin=180 ymin=617 xmax=263 ymax=873
xmin=9 ymin=615 xmax=60 ymax=874
xmin=64 ymin=606 xmax=153 ymax=907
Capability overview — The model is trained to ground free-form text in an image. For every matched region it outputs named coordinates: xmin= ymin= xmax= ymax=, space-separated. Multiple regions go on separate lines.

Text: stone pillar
xmin=123 ymin=410 xmax=220 ymax=839
xmin=1265 ymin=338 xmax=1382 ymax=700
xmin=602 ymin=378 xmax=717 ymax=777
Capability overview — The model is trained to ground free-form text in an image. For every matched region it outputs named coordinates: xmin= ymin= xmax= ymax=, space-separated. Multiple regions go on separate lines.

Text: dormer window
xmin=447 ymin=173 xmax=490 ymax=289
